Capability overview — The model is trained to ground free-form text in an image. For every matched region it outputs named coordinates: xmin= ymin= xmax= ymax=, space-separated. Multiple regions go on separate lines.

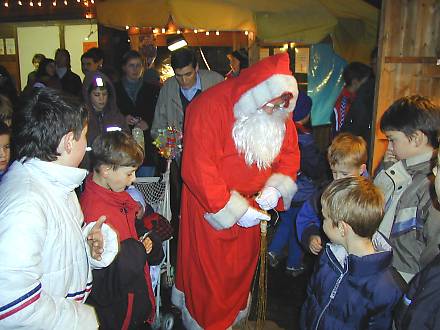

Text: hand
xmin=255 ymin=187 xmax=281 ymax=210
xmin=126 ymin=115 xmax=139 ymax=126
xmin=237 ymin=207 xmax=270 ymax=228
xmin=87 ymin=216 xmax=106 ymax=261
xmin=309 ymin=235 xmax=322 ymax=255
xmin=384 ymin=142 xmax=397 ymax=163
xmin=135 ymin=119 xmax=149 ymax=131
xmin=142 ymin=237 xmax=153 ymax=254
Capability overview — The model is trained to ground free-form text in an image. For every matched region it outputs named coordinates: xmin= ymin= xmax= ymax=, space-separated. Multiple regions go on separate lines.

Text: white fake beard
xmin=232 ymin=109 xmax=289 ymax=170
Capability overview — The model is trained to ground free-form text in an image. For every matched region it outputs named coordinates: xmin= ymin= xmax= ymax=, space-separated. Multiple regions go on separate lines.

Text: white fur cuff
xmin=265 ymin=173 xmax=297 ymax=211
xmin=203 ymin=191 xmax=249 ymax=230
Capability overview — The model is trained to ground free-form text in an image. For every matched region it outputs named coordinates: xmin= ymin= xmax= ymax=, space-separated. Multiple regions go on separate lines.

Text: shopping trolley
xmin=134 ymin=160 xmax=174 ymax=330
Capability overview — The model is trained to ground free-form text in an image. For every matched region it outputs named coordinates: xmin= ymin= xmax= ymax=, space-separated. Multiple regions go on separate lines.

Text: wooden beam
xmin=384 ymin=56 xmax=439 ymax=64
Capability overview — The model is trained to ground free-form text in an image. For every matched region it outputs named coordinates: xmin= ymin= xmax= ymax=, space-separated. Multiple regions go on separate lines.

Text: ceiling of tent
xmin=96 ymin=0 xmax=379 ymax=62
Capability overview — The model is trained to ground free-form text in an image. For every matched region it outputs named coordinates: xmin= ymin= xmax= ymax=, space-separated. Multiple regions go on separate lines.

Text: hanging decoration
xmin=153 ymin=127 xmax=183 ymax=160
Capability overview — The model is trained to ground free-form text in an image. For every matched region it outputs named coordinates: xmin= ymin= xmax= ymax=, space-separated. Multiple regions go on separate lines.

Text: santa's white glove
xmin=255 ymin=187 xmax=282 ymax=210
xmin=237 ymin=207 xmax=271 ymax=228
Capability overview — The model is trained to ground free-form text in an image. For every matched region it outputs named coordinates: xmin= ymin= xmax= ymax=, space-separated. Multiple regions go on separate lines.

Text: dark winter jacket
xmin=296 ymin=181 xmax=330 ymax=251
xmin=115 ymin=79 xmax=161 ymax=167
xmin=301 ymin=234 xmax=403 ymax=330
xmin=60 ymin=69 xmax=82 ymax=97
xmin=395 ymin=252 xmax=440 ymax=330
xmin=81 ymin=176 xmax=163 ymax=329
xmin=340 ymin=77 xmax=375 ymax=147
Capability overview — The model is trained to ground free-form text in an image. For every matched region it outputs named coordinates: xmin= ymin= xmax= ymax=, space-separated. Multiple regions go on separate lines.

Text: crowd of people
xmin=0 ymin=44 xmax=439 ymax=330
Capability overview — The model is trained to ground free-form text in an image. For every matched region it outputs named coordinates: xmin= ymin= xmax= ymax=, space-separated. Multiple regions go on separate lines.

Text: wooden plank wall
xmin=371 ymin=0 xmax=440 ymax=172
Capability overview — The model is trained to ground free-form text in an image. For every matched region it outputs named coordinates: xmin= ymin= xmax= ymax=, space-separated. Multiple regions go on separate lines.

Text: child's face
xmin=385 ymin=130 xmax=420 ymax=160
xmin=105 ymin=166 xmax=137 ymax=192
xmin=90 ymin=87 xmax=108 ymax=112
xmin=0 ymin=133 xmax=10 ymax=172
xmin=330 ymin=163 xmax=363 ymax=180
xmin=322 ymin=208 xmax=343 ymax=245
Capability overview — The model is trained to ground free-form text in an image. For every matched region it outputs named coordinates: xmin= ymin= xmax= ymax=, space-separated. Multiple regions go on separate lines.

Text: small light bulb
xmin=125 ymin=25 xmax=129 ymax=30
xmin=127 ymin=38 xmax=131 ymax=43
xmin=52 ymin=1 xmax=56 ymax=6
xmin=29 ymin=1 xmax=33 ymax=6
xmin=4 ymin=1 xmax=8 ymax=7
xmin=215 ymin=31 xmax=219 ymax=36
xmin=194 ymin=29 xmax=198 ymax=33
xmin=177 ymin=29 xmax=181 ymax=34
xmin=18 ymin=0 xmax=22 ymax=5
xmin=161 ymin=28 xmax=166 ymax=33
xmin=244 ymin=30 xmax=249 ymax=36
xmin=205 ymin=31 xmax=209 ymax=36
xmin=37 ymin=0 xmax=41 ymax=5
xmin=64 ymin=0 xmax=67 ymax=5
xmin=153 ymin=28 xmax=158 ymax=34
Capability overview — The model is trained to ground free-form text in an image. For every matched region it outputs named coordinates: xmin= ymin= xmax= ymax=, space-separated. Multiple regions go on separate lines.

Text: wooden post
xmin=371 ymin=0 xmax=440 ymax=172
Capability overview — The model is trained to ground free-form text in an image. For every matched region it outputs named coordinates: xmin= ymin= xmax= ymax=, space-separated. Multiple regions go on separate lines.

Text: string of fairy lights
xmin=3 ymin=0 xmax=94 ymax=7
xmin=126 ymin=26 xmax=250 ymax=38
xmin=3 ymin=0 xmax=253 ymax=39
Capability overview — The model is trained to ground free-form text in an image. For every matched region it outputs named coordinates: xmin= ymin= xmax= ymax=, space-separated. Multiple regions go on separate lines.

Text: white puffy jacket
xmin=0 ymin=159 xmax=118 ymax=329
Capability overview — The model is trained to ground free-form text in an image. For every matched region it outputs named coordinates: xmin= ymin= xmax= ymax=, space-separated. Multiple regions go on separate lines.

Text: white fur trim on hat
xmin=203 ymin=191 xmax=249 ymax=230
xmin=233 ymin=74 xmax=298 ymax=119
xmin=265 ymin=173 xmax=297 ymax=211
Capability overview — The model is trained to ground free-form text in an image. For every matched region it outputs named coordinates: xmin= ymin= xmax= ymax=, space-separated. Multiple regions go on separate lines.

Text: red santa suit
xmin=171 ymin=53 xmax=300 ymax=329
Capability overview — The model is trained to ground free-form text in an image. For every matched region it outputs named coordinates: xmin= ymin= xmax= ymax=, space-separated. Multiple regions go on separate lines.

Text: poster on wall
xmin=83 ymin=41 xmax=98 ymax=53
xmin=295 ymin=48 xmax=310 ymax=74
xmin=5 ymin=38 xmax=16 ymax=55
xmin=0 ymin=39 xmax=4 ymax=55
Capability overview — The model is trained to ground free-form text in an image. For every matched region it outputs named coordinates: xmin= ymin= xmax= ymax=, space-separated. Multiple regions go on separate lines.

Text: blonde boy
xmin=301 ymin=177 xmax=402 ymax=329
xmin=297 ymin=133 xmax=367 ymax=255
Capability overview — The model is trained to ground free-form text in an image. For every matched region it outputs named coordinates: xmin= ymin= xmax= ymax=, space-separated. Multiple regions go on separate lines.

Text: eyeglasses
xmin=258 ymin=92 xmax=293 ymax=113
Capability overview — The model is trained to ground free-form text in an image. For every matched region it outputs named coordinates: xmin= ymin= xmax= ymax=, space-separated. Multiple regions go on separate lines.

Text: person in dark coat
xmin=0 ymin=65 xmax=19 ymax=108
xmin=115 ymin=50 xmax=161 ymax=177
xmin=300 ymin=177 xmax=403 ymax=330
xmin=55 ymin=48 xmax=82 ymax=98
xmin=394 ymin=150 xmax=440 ymax=330
xmin=31 ymin=58 xmax=62 ymax=91
xmin=341 ymin=48 xmax=378 ymax=152
xmin=81 ymin=71 xmax=128 ymax=170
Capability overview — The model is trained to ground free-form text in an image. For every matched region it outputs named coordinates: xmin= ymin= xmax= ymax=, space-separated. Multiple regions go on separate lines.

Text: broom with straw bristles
xmin=256 ymin=217 xmax=268 ymax=330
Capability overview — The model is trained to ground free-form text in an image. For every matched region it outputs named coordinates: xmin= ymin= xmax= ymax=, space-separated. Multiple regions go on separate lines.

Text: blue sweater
xmin=301 ymin=234 xmax=403 ymax=330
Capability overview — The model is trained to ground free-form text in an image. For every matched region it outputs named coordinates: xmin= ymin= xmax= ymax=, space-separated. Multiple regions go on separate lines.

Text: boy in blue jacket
xmin=301 ymin=176 xmax=403 ymax=329
xmin=297 ymin=133 xmax=368 ymax=255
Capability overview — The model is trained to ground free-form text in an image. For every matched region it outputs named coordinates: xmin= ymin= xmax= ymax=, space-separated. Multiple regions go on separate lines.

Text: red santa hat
xmin=231 ymin=53 xmax=298 ymax=119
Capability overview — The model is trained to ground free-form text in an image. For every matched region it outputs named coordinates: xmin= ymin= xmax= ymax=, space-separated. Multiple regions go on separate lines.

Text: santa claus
xmin=171 ymin=53 xmax=300 ymax=329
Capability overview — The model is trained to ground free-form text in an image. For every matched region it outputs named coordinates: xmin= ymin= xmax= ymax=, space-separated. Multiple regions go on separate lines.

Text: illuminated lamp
xmin=167 ymin=34 xmax=187 ymax=52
